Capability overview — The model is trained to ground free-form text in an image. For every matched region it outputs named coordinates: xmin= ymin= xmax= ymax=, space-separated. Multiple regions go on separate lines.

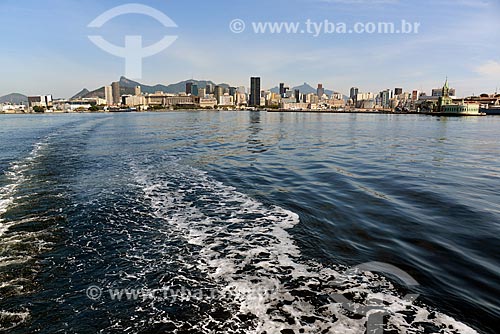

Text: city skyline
xmin=1 ymin=0 xmax=499 ymax=97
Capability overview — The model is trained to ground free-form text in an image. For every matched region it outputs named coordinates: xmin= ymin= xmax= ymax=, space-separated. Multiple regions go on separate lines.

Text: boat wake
xmin=0 ymin=136 xmax=62 ymax=331
xmin=126 ymin=158 xmax=478 ymax=334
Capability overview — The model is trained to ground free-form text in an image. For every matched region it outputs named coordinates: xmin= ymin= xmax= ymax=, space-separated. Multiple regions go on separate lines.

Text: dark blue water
xmin=0 ymin=112 xmax=498 ymax=333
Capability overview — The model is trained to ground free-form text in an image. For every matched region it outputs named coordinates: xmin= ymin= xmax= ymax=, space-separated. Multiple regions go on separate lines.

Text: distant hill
xmin=71 ymin=89 xmax=90 ymax=100
xmin=0 ymin=93 xmax=28 ymax=104
xmin=270 ymin=83 xmax=330 ymax=95
xmin=79 ymin=77 xmax=231 ymax=99
xmin=117 ymin=77 xmax=230 ymax=94
xmin=270 ymin=83 xmax=347 ymax=100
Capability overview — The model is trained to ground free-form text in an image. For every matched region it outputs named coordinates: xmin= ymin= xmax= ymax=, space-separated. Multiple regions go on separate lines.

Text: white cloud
xmin=476 ymin=60 xmax=500 ymax=77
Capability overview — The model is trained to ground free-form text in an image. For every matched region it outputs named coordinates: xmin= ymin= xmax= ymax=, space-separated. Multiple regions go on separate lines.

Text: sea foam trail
xmin=0 ymin=140 xmax=50 ymax=232
xmin=0 ymin=137 xmax=55 ymax=331
xmin=133 ymin=160 xmax=479 ymax=334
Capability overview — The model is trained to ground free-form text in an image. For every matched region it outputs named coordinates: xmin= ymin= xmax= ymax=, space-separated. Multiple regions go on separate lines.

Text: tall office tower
xmin=215 ymin=86 xmax=224 ymax=103
xmin=229 ymin=87 xmax=237 ymax=96
xmin=206 ymin=83 xmax=214 ymax=95
xmin=250 ymin=77 xmax=261 ymax=106
xmin=112 ymin=82 xmax=121 ymax=105
xmin=279 ymin=83 xmax=285 ymax=97
xmin=191 ymin=84 xmax=199 ymax=97
xmin=380 ymin=89 xmax=391 ymax=108
xmin=350 ymin=87 xmax=359 ymax=103
xmin=186 ymin=82 xmax=193 ymax=95
xmin=317 ymin=84 xmax=325 ymax=98
xmin=295 ymin=89 xmax=300 ymax=103
xmin=394 ymin=88 xmax=403 ymax=96
xmin=105 ymin=86 xmax=113 ymax=106
xmin=134 ymin=86 xmax=141 ymax=96
xmin=198 ymin=88 xmax=206 ymax=97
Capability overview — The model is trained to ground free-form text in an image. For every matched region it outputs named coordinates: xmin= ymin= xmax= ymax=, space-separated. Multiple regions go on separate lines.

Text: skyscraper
xmin=380 ymin=89 xmax=391 ymax=108
xmin=134 ymin=86 xmax=141 ymax=96
xmin=215 ymin=86 xmax=224 ymax=103
xmin=350 ymin=87 xmax=359 ymax=104
xmin=394 ymin=88 xmax=403 ymax=96
xmin=279 ymin=83 xmax=285 ymax=97
xmin=250 ymin=77 xmax=261 ymax=107
xmin=317 ymin=84 xmax=325 ymax=98
xmin=191 ymin=84 xmax=199 ymax=97
xmin=229 ymin=87 xmax=237 ymax=97
xmin=294 ymin=89 xmax=300 ymax=103
xmin=206 ymin=83 xmax=214 ymax=95
xmin=186 ymin=82 xmax=193 ymax=95
xmin=112 ymin=82 xmax=121 ymax=105
xmin=105 ymin=86 xmax=113 ymax=106
xmin=350 ymin=87 xmax=359 ymax=99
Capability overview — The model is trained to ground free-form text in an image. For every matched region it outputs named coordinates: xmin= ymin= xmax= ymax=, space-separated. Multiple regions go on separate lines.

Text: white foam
xmin=0 ymin=139 xmax=50 ymax=237
xmin=132 ymin=161 xmax=479 ymax=334
xmin=0 ymin=310 xmax=30 ymax=331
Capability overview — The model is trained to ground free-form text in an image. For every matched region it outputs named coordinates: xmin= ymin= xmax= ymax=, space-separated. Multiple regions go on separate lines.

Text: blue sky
xmin=1 ymin=0 xmax=499 ymax=98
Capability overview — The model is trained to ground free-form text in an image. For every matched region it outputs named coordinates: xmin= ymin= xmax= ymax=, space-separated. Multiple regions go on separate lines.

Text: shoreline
xmin=0 ymin=109 xmax=492 ymax=116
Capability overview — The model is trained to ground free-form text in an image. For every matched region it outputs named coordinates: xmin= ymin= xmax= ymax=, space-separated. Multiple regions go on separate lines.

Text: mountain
xmin=0 ymin=93 xmax=28 ymax=104
xmin=117 ymin=77 xmax=230 ymax=94
xmin=270 ymin=83 xmax=337 ymax=96
xmin=71 ymin=89 xmax=90 ymax=100
xmin=79 ymin=77 xmax=231 ymax=99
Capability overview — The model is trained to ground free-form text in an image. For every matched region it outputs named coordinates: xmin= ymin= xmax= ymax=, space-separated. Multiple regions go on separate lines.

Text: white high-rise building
xmin=105 ymin=86 xmax=113 ymax=106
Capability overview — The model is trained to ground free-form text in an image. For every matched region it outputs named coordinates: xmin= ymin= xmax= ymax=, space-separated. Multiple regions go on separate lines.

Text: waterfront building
xmin=350 ymin=87 xmax=359 ymax=103
xmin=437 ymin=79 xmax=481 ymax=115
xmin=105 ymin=86 xmax=113 ymax=106
xmin=332 ymin=92 xmax=344 ymax=100
xmin=28 ymin=95 xmax=53 ymax=109
xmin=124 ymin=95 xmax=146 ymax=108
xmin=192 ymin=84 xmax=199 ymax=97
xmin=199 ymin=97 xmax=217 ymax=109
xmin=134 ymin=86 xmax=141 ymax=96
xmin=294 ymin=89 xmax=300 ymax=103
xmin=317 ymin=84 xmax=325 ymax=98
xmin=206 ymin=83 xmax=214 ymax=95
xmin=1 ymin=104 xmax=26 ymax=113
xmin=327 ymin=98 xmax=346 ymax=109
xmin=380 ymin=90 xmax=391 ymax=108
xmin=112 ymin=82 xmax=121 ymax=105
xmin=198 ymin=87 xmax=206 ymax=98
xmin=219 ymin=94 xmax=235 ymax=106
xmin=236 ymin=93 xmax=247 ymax=106
xmin=214 ymin=86 xmax=224 ymax=103
xmin=412 ymin=90 xmax=420 ymax=101
xmin=144 ymin=93 xmax=195 ymax=108
xmin=279 ymin=83 xmax=285 ymax=97
xmin=186 ymin=82 xmax=193 ymax=95
xmin=229 ymin=87 xmax=237 ymax=97
xmin=249 ymin=77 xmax=261 ymax=106
xmin=394 ymin=88 xmax=403 ymax=96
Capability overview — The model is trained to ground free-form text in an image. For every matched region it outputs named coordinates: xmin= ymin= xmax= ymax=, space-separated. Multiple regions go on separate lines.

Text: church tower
xmin=438 ymin=78 xmax=453 ymax=112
